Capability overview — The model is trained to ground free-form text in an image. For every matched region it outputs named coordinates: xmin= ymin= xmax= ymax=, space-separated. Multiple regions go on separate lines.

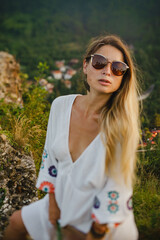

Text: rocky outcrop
xmin=0 ymin=52 xmax=23 ymax=104
xmin=0 ymin=134 xmax=38 ymax=239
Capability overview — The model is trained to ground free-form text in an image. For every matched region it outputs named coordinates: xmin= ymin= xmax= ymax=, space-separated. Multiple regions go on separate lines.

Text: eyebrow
xmin=92 ymin=53 xmax=126 ymax=64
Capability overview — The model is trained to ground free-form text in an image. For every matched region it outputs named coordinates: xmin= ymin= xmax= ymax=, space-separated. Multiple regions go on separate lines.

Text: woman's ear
xmin=83 ymin=59 xmax=88 ymax=75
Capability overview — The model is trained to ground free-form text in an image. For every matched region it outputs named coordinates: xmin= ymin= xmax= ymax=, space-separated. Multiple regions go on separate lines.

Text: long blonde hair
xmin=84 ymin=35 xmax=141 ymax=187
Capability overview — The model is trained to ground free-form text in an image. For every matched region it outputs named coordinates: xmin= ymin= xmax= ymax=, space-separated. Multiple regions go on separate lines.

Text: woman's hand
xmin=49 ymin=193 xmax=60 ymax=226
xmin=86 ymin=222 xmax=108 ymax=240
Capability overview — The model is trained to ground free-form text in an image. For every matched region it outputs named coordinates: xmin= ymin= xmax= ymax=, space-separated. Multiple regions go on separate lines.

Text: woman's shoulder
xmin=50 ymin=94 xmax=79 ymax=111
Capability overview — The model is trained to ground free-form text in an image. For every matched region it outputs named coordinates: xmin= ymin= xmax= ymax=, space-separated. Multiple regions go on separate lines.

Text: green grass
xmin=134 ymin=146 xmax=160 ymax=240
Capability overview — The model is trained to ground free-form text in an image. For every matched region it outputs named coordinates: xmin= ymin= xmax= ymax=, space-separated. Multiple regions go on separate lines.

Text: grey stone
xmin=0 ymin=134 xmax=38 ymax=239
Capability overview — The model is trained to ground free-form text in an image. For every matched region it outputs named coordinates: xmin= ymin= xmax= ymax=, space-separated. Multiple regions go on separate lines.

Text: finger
xmin=49 ymin=218 xmax=57 ymax=226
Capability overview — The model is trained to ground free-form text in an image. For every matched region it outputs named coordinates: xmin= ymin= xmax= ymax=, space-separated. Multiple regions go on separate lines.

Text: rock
xmin=0 ymin=134 xmax=38 ymax=239
xmin=0 ymin=134 xmax=7 ymax=142
xmin=0 ymin=52 xmax=23 ymax=104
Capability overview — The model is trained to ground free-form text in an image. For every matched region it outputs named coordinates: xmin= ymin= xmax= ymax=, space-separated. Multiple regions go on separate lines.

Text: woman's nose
xmin=102 ymin=63 xmax=111 ymax=75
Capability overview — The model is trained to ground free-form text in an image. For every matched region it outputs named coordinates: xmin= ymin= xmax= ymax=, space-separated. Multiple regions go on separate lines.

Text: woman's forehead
xmin=94 ymin=45 xmax=124 ymax=62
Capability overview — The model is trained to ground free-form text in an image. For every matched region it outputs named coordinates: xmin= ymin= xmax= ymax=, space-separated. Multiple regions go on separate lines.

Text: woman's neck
xmin=81 ymin=92 xmax=112 ymax=118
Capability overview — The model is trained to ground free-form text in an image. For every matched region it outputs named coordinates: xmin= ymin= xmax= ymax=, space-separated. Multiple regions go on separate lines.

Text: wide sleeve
xmin=36 ymin=100 xmax=58 ymax=193
xmin=91 ymin=177 xmax=133 ymax=229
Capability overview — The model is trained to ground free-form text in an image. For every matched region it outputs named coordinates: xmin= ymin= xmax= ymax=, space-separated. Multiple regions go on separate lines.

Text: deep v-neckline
xmin=67 ymin=95 xmax=100 ymax=164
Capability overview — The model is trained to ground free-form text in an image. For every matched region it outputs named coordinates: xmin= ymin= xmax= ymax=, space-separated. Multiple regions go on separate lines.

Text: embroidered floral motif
xmin=40 ymin=149 xmax=48 ymax=169
xmin=39 ymin=181 xmax=55 ymax=193
xmin=108 ymin=203 xmax=119 ymax=213
xmin=91 ymin=213 xmax=100 ymax=223
xmin=40 ymin=162 xmax=44 ymax=169
xmin=127 ymin=196 xmax=133 ymax=210
xmin=114 ymin=223 xmax=121 ymax=228
xmin=42 ymin=149 xmax=48 ymax=160
xmin=93 ymin=196 xmax=101 ymax=209
xmin=108 ymin=222 xmax=121 ymax=229
xmin=48 ymin=165 xmax=57 ymax=177
xmin=107 ymin=191 xmax=119 ymax=214
xmin=108 ymin=191 xmax=119 ymax=200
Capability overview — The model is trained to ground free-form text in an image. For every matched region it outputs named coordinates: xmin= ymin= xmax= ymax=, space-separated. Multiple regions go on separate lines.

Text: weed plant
xmin=134 ymin=139 xmax=160 ymax=240
xmin=0 ymin=86 xmax=50 ymax=174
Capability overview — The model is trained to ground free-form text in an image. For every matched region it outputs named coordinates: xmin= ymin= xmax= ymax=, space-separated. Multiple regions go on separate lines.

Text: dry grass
xmin=10 ymin=114 xmax=45 ymax=153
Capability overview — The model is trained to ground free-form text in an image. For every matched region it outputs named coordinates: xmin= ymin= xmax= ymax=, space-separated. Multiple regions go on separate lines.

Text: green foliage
xmin=0 ymin=0 xmax=160 ymax=124
xmin=70 ymin=69 xmax=87 ymax=95
xmin=134 ymin=140 xmax=160 ymax=240
xmin=34 ymin=62 xmax=50 ymax=83
xmin=0 ymin=99 xmax=22 ymax=132
xmin=154 ymin=114 xmax=160 ymax=128
xmin=0 ymin=58 xmax=52 ymax=173
xmin=134 ymin=176 xmax=160 ymax=240
xmin=0 ymin=88 xmax=49 ymax=174
xmin=22 ymin=87 xmax=50 ymax=126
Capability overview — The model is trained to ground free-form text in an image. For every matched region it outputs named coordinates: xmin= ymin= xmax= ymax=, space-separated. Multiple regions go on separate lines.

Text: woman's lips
xmin=98 ymin=79 xmax=111 ymax=86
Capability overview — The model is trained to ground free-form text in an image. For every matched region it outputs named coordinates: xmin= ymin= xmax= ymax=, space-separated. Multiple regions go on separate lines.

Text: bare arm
xmin=49 ymin=192 xmax=60 ymax=226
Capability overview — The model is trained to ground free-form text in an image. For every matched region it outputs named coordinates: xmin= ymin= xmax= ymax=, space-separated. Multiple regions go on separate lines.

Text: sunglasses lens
xmin=111 ymin=62 xmax=127 ymax=76
xmin=91 ymin=54 xmax=129 ymax=76
xmin=92 ymin=55 xmax=107 ymax=69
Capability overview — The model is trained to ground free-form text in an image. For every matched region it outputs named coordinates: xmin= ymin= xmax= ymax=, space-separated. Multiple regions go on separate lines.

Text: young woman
xmin=4 ymin=35 xmax=140 ymax=240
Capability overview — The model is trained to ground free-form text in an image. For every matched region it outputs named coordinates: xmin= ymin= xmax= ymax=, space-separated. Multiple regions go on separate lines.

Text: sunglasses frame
xmin=89 ymin=53 xmax=129 ymax=76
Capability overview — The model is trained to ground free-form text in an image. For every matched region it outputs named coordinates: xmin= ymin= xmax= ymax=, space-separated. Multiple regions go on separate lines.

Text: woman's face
xmin=83 ymin=45 xmax=124 ymax=95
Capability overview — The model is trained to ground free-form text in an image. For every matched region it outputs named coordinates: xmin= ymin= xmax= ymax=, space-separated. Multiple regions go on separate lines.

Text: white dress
xmin=22 ymin=94 xmax=138 ymax=240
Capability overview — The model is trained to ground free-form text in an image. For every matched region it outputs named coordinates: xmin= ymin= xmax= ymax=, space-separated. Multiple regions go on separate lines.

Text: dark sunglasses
xmin=87 ymin=54 xmax=129 ymax=76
